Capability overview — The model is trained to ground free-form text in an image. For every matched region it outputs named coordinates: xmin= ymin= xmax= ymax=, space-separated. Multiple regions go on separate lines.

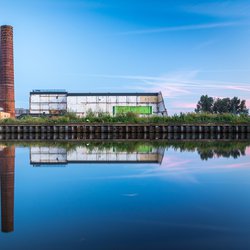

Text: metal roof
xmin=67 ymin=93 xmax=159 ymax=96
xmin=30 ymin=91 xmax=159 ymax=96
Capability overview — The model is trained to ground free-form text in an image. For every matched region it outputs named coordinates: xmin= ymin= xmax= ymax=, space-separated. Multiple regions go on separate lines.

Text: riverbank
xmin=1 ymin=113 xmax=250 ymax=125
xmin=0 ymin=123 xmax=250 ymax=134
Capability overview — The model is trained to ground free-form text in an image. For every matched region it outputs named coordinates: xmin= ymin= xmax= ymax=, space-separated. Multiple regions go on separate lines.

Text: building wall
xmin=30 ymin=92 xmax=167 ymax=117
xmin=0 ymin=111 xmax=10 ymax=119
xmin=30 ymin=93 xmax=67 ymax=115
xmin=67 ymin=95 xmax=162 ymax=117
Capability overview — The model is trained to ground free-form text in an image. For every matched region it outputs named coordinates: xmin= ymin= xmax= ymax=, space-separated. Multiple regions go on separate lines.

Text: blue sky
xmin=1 ymin=0 xmax=250 ymax=114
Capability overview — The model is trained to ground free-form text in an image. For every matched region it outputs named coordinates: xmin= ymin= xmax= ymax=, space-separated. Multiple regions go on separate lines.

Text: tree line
xmin=195 ymin=95 xmax=249 ymax=115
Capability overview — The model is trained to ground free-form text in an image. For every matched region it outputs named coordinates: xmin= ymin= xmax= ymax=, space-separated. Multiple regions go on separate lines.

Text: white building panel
xmin=97 ymin=96 xmax=107 ymax=103
xmin=86 ymin=96 xmax=97 ymax=103
xmin=40 ymin=103 xmax=49 ymax=110
xmin=126 ymin=96 xmax=136 ymax=103
xmin=49 ymin=103 xmax=64 ymax=110
xmin=49 ymin=95 xmax=66 ymax=103
xmin=67 ymin=96 xmax=76 ymax=105
xmin=30 ymin=103 xmax=40 ymax=110
xmin=108 ymin=96 xmax=117 ymax=103
xmin=31 ymin=95 xmax=40 ymax=102
xmin=39 ymin=96 xmax=49 ymax=102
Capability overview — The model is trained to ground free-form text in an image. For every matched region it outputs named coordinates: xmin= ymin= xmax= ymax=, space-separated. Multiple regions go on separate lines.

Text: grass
xmin=1 ymin=112 xmax=250 ymax=124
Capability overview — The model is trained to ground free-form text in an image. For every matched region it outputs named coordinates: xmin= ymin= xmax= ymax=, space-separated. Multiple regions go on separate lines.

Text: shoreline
xmin=0 ymin=123 xmax=250 ymax=134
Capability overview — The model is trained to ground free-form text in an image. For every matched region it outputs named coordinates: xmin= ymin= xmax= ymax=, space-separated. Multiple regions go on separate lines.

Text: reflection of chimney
xmin=0 ymin=25 xmax=15 ymax=117
xmin=0 ymin=146 xmax=15 ymax=233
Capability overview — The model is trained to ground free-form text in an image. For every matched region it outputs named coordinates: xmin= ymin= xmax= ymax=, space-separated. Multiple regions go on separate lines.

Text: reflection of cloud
xmin=83 ymin=156 xmax=250 ymax=183
xmin=128 ymin=219 xmax=236 ymax=232
xmin=160 ymin=157 xmax=192 ymax=168
xmin=122 ymin=193 xmax=138 ymax=197
xmin=245 ymin=147 xmax=250 ymax=155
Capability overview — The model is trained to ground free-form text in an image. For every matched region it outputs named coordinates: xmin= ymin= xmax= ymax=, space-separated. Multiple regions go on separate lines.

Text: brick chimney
xmin=0 ymin=25 xmax=15 ymax=118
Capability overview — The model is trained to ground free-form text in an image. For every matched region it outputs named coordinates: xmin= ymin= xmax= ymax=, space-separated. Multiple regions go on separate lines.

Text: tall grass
xmin=1 ymin=112 xmax=250 ymax=124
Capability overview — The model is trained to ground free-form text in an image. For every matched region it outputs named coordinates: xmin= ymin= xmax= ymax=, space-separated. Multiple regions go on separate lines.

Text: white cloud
xmin=88 ymin=71 xmax=250 ymax=99
xmin=184 ymin=1 xmax=250 ymax=18
xmin=118 ymin=21 xmax=243 ymax=35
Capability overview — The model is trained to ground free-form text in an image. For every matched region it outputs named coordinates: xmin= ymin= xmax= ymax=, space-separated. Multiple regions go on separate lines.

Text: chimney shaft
xmin=0 ymin=25 xmax=15 ymax=118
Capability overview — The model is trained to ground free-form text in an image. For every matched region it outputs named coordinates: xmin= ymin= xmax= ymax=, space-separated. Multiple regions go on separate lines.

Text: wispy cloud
xmin=88 ymin=71 xmax=250 ymax=99
xmin=184 ymin=1 xmax=250 ymax=18
xmin=118 ymin=21 xmax=243 ymax=35
xmin=193 ymin=39 xmax=217 ymax=50
xmin=171 ymin=102 xmax=197 ymax=109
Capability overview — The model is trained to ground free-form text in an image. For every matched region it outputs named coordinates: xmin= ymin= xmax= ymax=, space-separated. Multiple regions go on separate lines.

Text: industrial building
xmin=30 ymin=90 xmax=167 ymax=117
xmin=0 ymin=25 xmax=15 ymax=118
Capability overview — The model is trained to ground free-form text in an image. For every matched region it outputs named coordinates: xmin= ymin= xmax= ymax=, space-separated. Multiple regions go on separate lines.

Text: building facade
xmin=30 ymin=90 xmax=167 ymax=117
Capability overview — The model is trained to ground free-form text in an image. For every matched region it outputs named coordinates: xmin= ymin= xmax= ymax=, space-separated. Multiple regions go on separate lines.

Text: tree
xmin=238 ymin=99 xmax=249 ymax=115
xmin=229 ymin=97 xmax=241 ymax=114
xmin=195 ymin=95 xmax=214 ymax=113
xmin=195 ymin=96 xmax=249 ymax=115
xmin=213 ymin=98 xmax=231 ymax=114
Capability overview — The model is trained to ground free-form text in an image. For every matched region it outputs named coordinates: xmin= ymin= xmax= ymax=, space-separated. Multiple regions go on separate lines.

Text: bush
xmin=1 ymin=112 xmax=250 ymax=125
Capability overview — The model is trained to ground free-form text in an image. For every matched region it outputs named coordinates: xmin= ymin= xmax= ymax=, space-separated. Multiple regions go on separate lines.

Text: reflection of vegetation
xmin=1 ymin=112 xmax=250 ymax=124
xmin=0 ymin=141 xmax=159 ymax=153
xmin=168 ymin=141 xmax=248 ymax=160
xmin=1 ymin=140 xmax=250 ymax=161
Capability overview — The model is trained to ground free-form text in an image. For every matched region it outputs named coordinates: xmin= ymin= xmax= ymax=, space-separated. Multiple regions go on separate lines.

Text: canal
xmin=0 ymin=140 xmax=250 ymax=250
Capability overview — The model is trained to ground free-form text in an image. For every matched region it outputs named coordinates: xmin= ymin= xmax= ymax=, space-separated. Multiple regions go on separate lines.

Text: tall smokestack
xmin=0 ymin=25 xmax=15 ymax=117
xmin=0 ymin=146 xmax=15 ymax=233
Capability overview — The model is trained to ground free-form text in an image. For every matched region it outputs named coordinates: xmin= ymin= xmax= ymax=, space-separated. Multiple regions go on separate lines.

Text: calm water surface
xmin=0 ymin=140 xmax=250 ymax=250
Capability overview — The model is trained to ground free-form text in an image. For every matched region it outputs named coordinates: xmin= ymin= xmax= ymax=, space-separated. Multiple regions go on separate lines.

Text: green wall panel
xmin=113 ymin=106 xmax=152 ymax=115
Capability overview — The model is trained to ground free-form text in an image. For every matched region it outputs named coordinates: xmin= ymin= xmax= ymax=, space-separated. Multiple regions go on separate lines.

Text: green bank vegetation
xmin=0 ymin=113 xmax=250 ymax=124
xmin=0 ymin=112 xmax=250 ymax=124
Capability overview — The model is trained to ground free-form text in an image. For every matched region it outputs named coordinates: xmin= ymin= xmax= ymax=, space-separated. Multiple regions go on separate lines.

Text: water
xmin=0 ymin=140 xmax=250 ymax=250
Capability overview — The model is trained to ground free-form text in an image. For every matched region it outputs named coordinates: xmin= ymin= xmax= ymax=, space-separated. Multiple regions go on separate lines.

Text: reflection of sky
xmin=1 ymin=146 xmax=250 ymax=249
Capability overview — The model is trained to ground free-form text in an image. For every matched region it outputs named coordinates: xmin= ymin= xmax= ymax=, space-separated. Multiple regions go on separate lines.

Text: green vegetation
xmin=0 ymin=112 xmax=250 ymax=124
xmin=1 ymin=140 xmax=249 ymax=161
xmin=195 ymin=95 xmax=249 ymax=114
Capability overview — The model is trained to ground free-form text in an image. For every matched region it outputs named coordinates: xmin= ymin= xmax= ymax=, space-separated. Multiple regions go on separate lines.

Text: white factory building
xmin=29 ymin=90 xmax=167 ymax=117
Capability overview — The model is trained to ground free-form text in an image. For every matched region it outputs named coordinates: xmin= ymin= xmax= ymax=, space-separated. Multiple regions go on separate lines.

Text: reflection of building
xmin=29 ymin=90 xmax=167 ymax=117
xmin=0 ymin=146 xmax=15 ymax=233
xmin=30 ymin=145 xmax=164 ymax=165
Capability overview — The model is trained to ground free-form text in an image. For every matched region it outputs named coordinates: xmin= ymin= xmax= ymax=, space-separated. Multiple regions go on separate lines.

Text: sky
xmin=0 ymin=0 xmax=250 ymax=114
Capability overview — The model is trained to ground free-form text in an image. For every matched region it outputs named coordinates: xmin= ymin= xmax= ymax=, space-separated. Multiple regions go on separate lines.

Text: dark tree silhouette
xmin=195 ymin=95 xmax=214 ymax=113
xmin=195 ymin=95 xmax=249 ymax=115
